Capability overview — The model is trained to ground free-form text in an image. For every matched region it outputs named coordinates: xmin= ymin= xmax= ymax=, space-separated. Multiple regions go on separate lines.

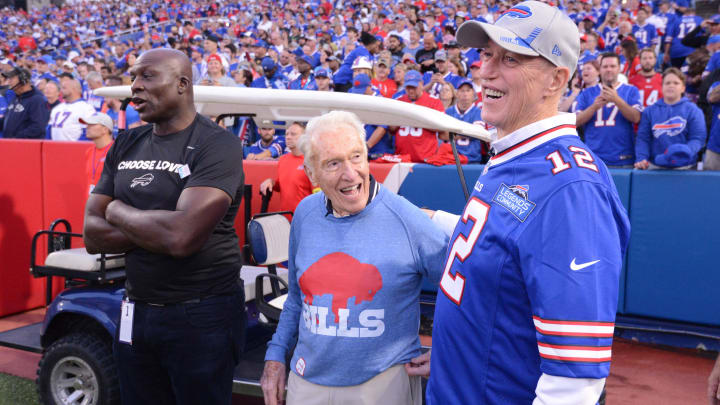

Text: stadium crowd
xmin=1 ymin=0 xmax=720 ymax=169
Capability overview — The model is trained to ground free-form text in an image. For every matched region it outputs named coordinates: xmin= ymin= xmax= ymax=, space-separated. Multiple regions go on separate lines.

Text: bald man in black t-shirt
xmin=84 ymin=48 xmax=245 ymax=405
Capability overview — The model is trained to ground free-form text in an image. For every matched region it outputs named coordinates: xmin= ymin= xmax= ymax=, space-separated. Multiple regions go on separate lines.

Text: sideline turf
xmin=0 ymin=373 xmax=39 ymax=405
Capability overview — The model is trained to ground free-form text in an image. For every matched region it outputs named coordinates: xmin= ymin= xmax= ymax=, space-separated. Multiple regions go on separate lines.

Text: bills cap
xmin=313 ymin=66 xmax=330 ymax=77
xmin=404 ymin=70 xmax=422 ymax=88
xmin=352 ymin=56 xmax=373 ymax=70
xmin=349 ymin=73 xmax=372 ymax=94
xmin=456 ymin=0 xmax=580 ymax=74
xmin=655 ymin=144 xmax=693 ymax=167
xmin=79 ymin=112 xmax=114 ymax=131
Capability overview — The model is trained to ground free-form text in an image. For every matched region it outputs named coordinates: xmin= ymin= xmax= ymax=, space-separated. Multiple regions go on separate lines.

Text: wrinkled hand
xmin=709 ymin=355 xmax=720 ymax=404
xmin=261 ymin=360 xmax=286 ymax=405
xmin=634 ymin=160 xmax=650 ymax=170
xmin=246 ymin=153 xmax=257 ymax=160
xmin=260 ymin=178 xmax=274 ymax=196
xmin=405 ymin=350 xmax=431 ymax=378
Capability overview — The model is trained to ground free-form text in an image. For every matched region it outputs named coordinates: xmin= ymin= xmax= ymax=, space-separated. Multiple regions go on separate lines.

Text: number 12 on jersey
xmin=440 ymin=198 xmax=490 ymax=305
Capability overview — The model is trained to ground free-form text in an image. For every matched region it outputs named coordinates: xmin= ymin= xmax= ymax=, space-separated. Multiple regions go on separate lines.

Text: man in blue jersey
xmin=288 ymin=55 xmax=317 ymax=91
xmin=575 ymin=53 xmax=642 ymax=167
xmin=444 ymin=79 xmax=487 ymax=163
xmin=411 ymin=3 xmax=631 ymax=404
xmin=333 ymin=32 xmax=380 ymax=93
xmin=244 ymin=126 xmax=286 ymax=160
xmin=260 ymin=111 xmax=447 ymax=405
xmin=251 ymin=57 xmax=288 ymax=89
xmin=663 ymin=9 xmax=703 ymax=68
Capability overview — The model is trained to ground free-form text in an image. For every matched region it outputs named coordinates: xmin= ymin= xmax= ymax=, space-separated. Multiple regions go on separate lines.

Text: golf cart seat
xmin=247 ymin=212 xmax=292 ymax=324
xmin=45 ymin=248 xmax=125 ymax=271
xmin=31 ymin=219 xmax=126 ymax=305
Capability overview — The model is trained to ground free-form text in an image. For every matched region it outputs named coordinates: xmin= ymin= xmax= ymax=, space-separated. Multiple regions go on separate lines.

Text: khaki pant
xmin=287 ymin=364 xmax=422 ymax=405
xmin=704 ymin=149 xmax=720 ymax=171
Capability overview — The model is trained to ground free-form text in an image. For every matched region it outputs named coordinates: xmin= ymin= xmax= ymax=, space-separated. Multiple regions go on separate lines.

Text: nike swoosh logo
xmin=570 ymin=258 xmax=600 ymax=271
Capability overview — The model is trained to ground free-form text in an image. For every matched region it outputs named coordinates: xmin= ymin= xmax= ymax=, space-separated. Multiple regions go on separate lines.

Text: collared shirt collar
xmin=488 ymin=113 xmax=577 ymax=167
xmin=325 ymin=175 xmax=379 ymax=217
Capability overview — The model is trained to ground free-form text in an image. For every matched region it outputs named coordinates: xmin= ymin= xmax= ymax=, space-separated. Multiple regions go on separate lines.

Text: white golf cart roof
xmin=94 ymin=86 xmax=492 ymax=142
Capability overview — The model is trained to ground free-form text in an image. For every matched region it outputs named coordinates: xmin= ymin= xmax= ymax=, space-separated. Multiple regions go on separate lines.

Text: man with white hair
xmin=410 ymin=2 xmax=631 ymax=404
xmin=260 ymin=110 xmax=448 ymax=405
xmin=49 ymin=77 xmax=95 ymax=141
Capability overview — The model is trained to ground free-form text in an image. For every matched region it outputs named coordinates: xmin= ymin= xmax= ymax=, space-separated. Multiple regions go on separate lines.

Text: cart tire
xmin=37 ymin=332 xmax=119 ymax=405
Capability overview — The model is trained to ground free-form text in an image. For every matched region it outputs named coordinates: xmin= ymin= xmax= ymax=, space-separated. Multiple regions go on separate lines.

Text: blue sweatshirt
xmin=3 ymin=87 xmax=50 ymax=139
xmin=265 ymin=185 xmax=448 ymax=386
xmin=635 ymin=97 xmax=706 ymax=164
xmin=333 ymin=46 xmax=373 ymax=85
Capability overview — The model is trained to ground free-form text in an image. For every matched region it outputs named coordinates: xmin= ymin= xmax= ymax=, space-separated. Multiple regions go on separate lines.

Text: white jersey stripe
xmin=538 ymin=343 xmax=612 ymax=362
xmin=533 ymin=318 xmax=615 ymax=337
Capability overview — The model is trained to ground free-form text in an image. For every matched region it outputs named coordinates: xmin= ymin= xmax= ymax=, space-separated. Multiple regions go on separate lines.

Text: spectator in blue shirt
xmin=288 ymin=55 xmax=317 ymax=90
xmin=245 ymin=126 xmax=286 ymax=160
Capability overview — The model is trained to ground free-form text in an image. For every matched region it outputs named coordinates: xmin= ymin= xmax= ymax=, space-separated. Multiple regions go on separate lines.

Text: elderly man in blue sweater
xmin=260 ymin=111 xmax=448 ymax=405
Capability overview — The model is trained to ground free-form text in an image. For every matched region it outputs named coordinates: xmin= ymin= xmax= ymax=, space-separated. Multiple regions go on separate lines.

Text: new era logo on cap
xmin=456 ymin=0 xmax=580 ymax=74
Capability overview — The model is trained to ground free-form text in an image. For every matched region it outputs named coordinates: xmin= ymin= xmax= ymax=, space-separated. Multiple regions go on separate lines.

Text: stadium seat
xmin=247 ymin=212 xmax=292 ymax=324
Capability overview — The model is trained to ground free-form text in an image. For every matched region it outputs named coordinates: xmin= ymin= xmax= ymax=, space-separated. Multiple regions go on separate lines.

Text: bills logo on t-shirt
xmin=295 ymin=357 xmax=306 ymax=376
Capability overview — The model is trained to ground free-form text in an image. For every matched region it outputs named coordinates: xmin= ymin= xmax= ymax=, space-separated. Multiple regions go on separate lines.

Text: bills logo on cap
xmin=499 ymin=5 xmax=533 ymax=20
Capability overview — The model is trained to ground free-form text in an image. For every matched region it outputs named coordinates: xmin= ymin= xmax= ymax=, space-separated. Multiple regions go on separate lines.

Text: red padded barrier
xmin=0 ymin=140 xmax=47 ymax=316
xmin=42 ymin=141 xmax=94 ymax=300
xmin=0 ymin=145 xmax=400 ymax=315
xmin=41 ymin=141 xmax=93 ymax=242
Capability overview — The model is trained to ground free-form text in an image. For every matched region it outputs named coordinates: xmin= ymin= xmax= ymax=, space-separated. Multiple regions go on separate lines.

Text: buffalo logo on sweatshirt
xmin=652 ymin=116 xmax=687 ymax=138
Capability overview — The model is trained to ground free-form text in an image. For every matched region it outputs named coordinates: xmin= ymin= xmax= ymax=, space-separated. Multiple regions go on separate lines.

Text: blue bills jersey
xmin=666 ymin=15 xmax=702 ymax=59
xmin=574 ymin=83 xmax=642 ymax=166
xmin=445 ymin=104 xmax=487 ymax=163
xmin=427 ymin=113 xmax=630 ymax=404
xmin=632 ymin=22 xmax=658 ymax=50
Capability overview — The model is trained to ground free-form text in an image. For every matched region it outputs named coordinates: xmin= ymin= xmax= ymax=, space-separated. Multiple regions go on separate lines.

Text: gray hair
xmin=86 ymin=71 xmax=104 ymax=86
xmin=298 ymin=110 xmax=367 ymax=174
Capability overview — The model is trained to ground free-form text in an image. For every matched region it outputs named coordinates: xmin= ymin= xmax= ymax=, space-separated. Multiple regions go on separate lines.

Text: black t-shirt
xmin=93 ymin=113 xmax=244 ymax=303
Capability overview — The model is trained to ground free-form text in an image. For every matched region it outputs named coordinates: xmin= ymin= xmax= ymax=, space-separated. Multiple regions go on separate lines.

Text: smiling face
xmin=477 ymin=40 xmax=558 ymax=136
xmin=581 ymin=62 xmax=600 ymax=86
xmin=307 ymin=125 xmax=370 ymax=217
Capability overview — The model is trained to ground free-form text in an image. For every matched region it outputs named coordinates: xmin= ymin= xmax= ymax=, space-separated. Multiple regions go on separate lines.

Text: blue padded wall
xmin=624 ymin=171 xmax=720 ymax=326
xmin=610 ymin=169 xmax=632 ymax=314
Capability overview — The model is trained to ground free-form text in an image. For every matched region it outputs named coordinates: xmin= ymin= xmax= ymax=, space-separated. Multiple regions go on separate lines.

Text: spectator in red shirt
xmin=80 ymin=112 xmax=114 ymax=195
xmin=260 ymin=122 xmax=315 ymax=213
xmin=393 ymin=70 xmax=445 ymax=162
xmin=372 ymin=58 xmax=397 ymax=98
xmin=629 ymin=48 xmax=663 ymax=107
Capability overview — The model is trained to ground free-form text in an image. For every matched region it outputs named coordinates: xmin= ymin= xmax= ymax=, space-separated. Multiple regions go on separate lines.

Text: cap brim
xmin=349 ymin=87 xmax=369 ymax=94
xmin=456 ymin=20 xmax=539 ymax=57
